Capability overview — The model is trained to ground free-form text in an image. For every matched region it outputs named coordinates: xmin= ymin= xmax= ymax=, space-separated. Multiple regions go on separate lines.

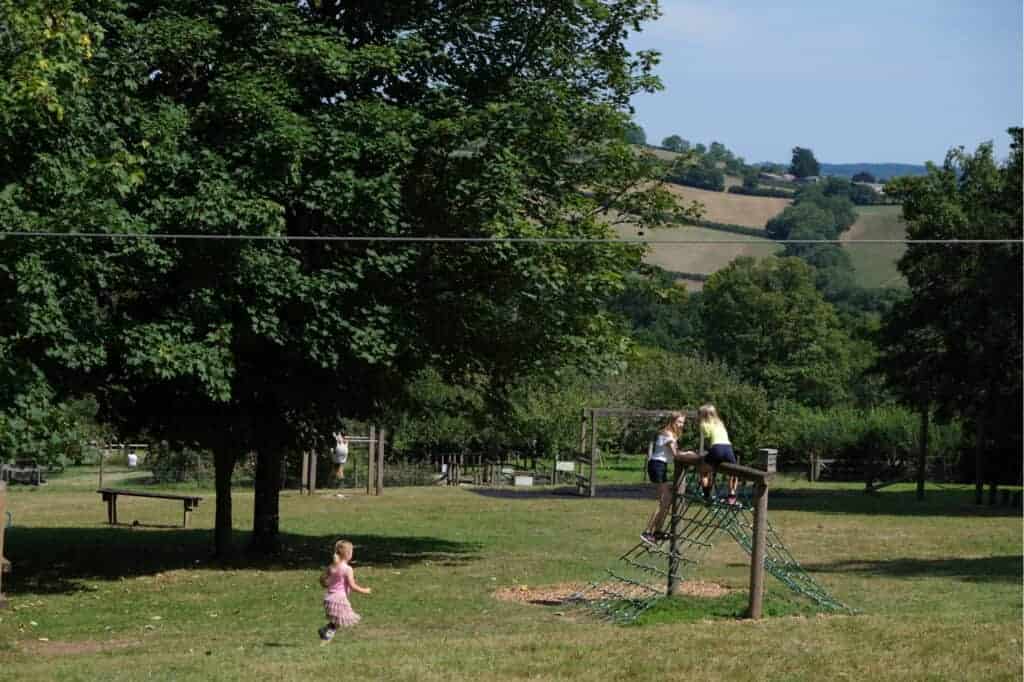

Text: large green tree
xmin=700 ymin=257 xmax=855 ymax=407
xmin=880 ymin=129 xmax=1023 ymax=500
xmin=790 ymin=146 xmax=820 ymax=179
xmin=0 ymin=0 xmax=676 ymax=554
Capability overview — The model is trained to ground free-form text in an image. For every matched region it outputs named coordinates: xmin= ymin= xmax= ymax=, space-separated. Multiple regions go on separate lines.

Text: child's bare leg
xmin=646 ymin=483 xmax=672 ymax=534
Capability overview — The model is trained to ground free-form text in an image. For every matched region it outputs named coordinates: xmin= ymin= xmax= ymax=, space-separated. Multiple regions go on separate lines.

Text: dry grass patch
xmin=617 ymin=224 xmax=780 ymax=276
xmin=663 ymin=183 xmax=790 ymax=228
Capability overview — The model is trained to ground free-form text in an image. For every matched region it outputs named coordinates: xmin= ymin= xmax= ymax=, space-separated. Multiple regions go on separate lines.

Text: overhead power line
xmin=0 ymin=232 xmax=1020 ymax=245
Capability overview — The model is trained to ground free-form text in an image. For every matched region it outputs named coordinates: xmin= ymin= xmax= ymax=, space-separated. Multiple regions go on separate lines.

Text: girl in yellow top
xmin=698 ymin=404 xmax=740 ymax=506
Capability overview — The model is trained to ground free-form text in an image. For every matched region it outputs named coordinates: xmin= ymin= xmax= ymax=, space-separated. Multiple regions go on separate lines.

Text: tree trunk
xmin=916 ymin=406 xmax=929 ymax=501
xmin=213 ymin=450 xmax=235 ymax=558
xmin=974 ymin=418 xmax=984 ymax=505
xmin=251 ymin=446 xmax=283 ymax=555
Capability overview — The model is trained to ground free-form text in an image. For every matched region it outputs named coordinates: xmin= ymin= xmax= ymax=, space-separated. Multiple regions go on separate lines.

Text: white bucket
xmin=127 ymin=453 xmax=138 ymax=468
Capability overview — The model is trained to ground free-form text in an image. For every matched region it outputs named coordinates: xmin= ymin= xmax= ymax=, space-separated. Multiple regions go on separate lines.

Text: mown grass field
xmin=1 ymin=463 xmax=1020 ymax=681
xmin=842 ymin=205 xmax=908 ymax=289
xmin=615 ymin=223 xmax=781 ymax=290
xmin=663 ymin=183 xmax=791 ymax=229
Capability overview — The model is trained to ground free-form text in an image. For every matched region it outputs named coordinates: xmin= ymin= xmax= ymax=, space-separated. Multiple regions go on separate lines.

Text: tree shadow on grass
xmin=763 ymin=485 xmax=1023 ymax=518
xmin=465 ymin=480 xmax=1023 ymax=519
xmin=803 ymin=554 xmax=1023 ymax=585
xmin=3 ymin=527 xmax=479 ymax=597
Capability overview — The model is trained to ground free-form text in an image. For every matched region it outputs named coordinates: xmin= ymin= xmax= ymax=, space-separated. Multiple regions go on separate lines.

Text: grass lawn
xmin=842 ymin=205 xmax=908 ymax=289
xmin=0 ymin=463 xmax=1020 ymax=681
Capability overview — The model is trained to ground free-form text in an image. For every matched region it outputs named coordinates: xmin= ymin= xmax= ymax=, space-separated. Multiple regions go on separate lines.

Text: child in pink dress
xmin=318 ymin=539 xmax=371 ymax=644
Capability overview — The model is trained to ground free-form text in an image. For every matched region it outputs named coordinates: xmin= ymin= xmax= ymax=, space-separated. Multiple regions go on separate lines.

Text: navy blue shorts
xmin=704 ymin=444 xmax=737 ymax=466
xmin=647 ymin=459 xmax=668 ymax=484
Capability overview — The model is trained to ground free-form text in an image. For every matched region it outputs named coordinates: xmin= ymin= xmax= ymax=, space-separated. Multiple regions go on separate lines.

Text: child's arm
xmin=347 ymin=565 xmax=372 ymax=594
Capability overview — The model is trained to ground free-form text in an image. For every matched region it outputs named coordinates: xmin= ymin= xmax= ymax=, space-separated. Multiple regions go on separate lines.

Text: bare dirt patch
xmin=494 ymin=580 xmax=732 ymax=605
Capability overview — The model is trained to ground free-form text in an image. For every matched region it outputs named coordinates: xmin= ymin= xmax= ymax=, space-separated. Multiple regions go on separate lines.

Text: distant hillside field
xmin=663 ymin=183 xmax=791 ymax=229
xmin=841 ymin=205 xmax=907 ymax=288
xmin=616 ymin=223 xmax=781 ymax=290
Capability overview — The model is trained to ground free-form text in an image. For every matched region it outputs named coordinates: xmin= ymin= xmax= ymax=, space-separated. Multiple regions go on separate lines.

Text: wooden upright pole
xmin=588 ymin=410 xmax=597 ymax=497
xmin=578 ymin=410 xmax=588 ymax=495
xmin=375 ymin=429 xmax=385 ymax=496
xmin=367 ymin=425 xmax=376 ymax=496
xmin=747 ymin=481 xmax=769 ymax=619
xmin=667 ymin=460 xmax=686 ymax=596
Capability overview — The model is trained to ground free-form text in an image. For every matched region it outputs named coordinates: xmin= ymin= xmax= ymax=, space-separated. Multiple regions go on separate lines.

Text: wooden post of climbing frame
xmin=0 ymin=481 xmax=8 ymax=608
xmin=667 ymin=458 xmax=686 ymax=596
xmin=375 ymin=429 xmax=385 ymax=496
xmin=578 ymin=410 xmax=588 ymax=495
xmin=366 ymin=425 xmax=376 ymax=496
xmin=588 ymin=409 xmax=597 ymax=497
xmin=747 ymin=481 xmax=769 ymax=619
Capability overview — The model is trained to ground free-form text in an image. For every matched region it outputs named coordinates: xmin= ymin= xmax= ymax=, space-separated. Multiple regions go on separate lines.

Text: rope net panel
xmin=568 ymin=476 xmax=852 ymax=623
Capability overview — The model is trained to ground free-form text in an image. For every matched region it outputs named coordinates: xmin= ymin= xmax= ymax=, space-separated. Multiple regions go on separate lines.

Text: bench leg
xmin=106 ymin=496 xmax=118 ymax=525
xmin=183 ymin=503 xmax=192 ymax=529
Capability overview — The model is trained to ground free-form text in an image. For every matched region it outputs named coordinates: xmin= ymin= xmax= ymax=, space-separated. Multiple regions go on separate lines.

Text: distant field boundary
xmin=664 ymin=270 xmax=709 ymax=283
xmin=666 ymin=215 xmax=767 ymax=239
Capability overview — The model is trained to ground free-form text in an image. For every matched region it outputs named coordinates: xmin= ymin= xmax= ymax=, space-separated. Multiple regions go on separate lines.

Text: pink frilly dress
xmin=323 ymin=562 xmax=362 ymax=627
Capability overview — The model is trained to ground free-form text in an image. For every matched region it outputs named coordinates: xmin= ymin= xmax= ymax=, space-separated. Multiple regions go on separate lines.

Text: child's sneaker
xmin=318 ymin=625 xmax=336 ymax=643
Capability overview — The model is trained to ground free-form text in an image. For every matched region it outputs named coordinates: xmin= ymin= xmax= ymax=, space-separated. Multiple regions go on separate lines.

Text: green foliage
xmin=701 ymin=257 xmax=856 ymax=407
xmin=766 ymin=202 xmax=837 ymax=241
xmin=728 ymin=185 xmax=796 ymax=199
xmin=608 ymin=268 xmax=703 ymax=354
xmin=790 ymin=146 xmax=820 ymax=178
xmin=0 ymin=392 xmax=108 ymax=467
xmin=667 ymin=163 xmax=725 ymax=191
xmin=624 ymin=121 xmax=647 ymax=146
xmin=879 ymin=129 xmax=1023 ymax=477
xmin=852 ymin=171 xmax=876 ymax=184
xmin=660 ymin=135 xmax=689 ymax=153
xmin=768 ymin=401 xmax=963 ymax=474
xmin=147 ymin=441 xmax=215 ymax=485
xmin=388 ymin=348 xmax=771 ymax=463
xmin=0 ymin=1 xmax=672 ymax=550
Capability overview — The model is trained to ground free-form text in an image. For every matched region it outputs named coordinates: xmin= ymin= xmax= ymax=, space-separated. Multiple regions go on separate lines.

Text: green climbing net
xmin=568 ymin=476 xmax=854 ymax=623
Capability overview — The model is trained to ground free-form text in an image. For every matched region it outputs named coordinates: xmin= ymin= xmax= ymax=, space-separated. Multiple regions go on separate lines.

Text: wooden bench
xmin=97 ymin=488 xmax=203 ymax=528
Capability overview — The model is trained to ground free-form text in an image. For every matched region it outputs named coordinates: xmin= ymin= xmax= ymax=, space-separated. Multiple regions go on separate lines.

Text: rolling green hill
xmin=841 ymin=205 xmax=907 ymax=288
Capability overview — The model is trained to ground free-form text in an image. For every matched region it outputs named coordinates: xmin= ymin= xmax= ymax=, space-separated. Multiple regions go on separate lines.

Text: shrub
xmin=0 ymin=393 xmax=110 ymax=467
xmin=667 ymin=165 xmax=725 ymax=192
xmin=147 ymin=441 xmax=215 ymax=484
xmin=728 ymin=185 xmax=794 ymax=199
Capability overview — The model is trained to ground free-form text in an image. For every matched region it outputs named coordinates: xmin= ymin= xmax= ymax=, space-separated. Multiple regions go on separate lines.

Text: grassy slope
xmin=0 ymin=466 xmax=1020 ymax=681
xmin=615 ymin=223 xmax=780 ymax=284
xmin=842 ymin=205 xmax=907 ymax=288
xmin=663 ymin=183 xmax=790 ymax=229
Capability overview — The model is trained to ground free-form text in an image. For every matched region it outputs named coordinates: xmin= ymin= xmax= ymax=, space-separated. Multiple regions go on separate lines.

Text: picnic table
xmin=97 ymin=488 xmax=203 ymax=528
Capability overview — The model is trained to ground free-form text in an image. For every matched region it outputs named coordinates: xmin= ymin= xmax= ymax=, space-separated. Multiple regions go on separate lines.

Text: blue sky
xmin=627 ymin=0 xmax=1023 ymax=165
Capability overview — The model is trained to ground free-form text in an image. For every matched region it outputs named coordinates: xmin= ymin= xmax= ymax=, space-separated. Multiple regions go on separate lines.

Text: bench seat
xmin=97 ymin=488 xmax=203 ymax=528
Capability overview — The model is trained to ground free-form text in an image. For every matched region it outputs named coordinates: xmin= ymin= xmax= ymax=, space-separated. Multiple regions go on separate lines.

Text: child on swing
xmin=318 ymin=539 xmax=372 ymax=644
xmin=698 ymin=404 xmax=740 ymax=506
